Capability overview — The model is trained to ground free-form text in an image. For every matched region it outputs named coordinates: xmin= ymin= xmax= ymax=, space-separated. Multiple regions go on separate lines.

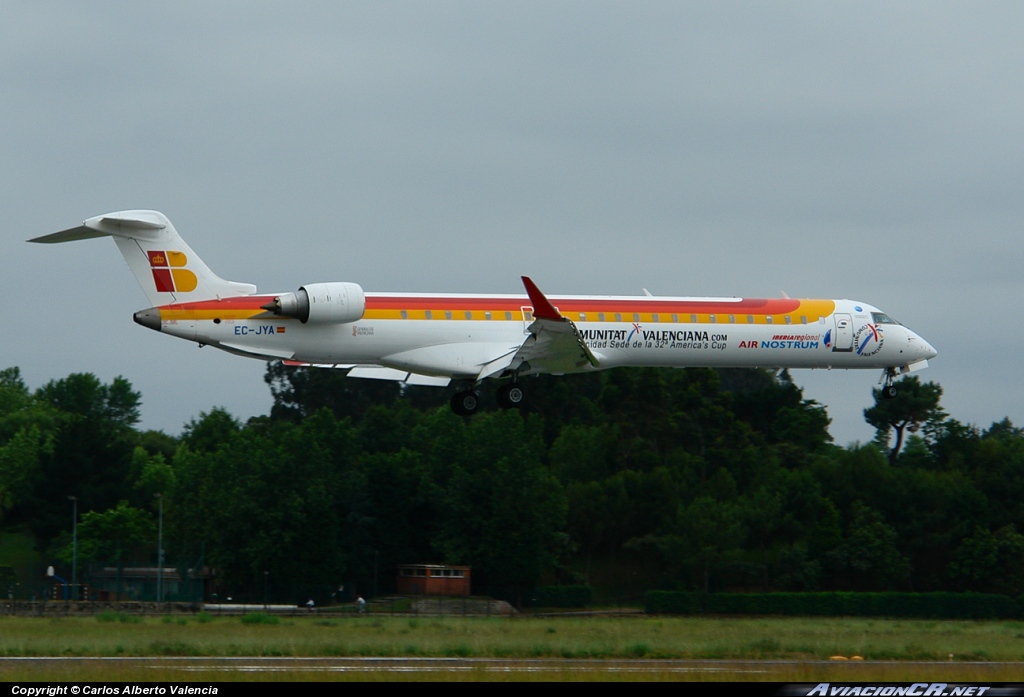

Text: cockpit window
xmin=872 ymin=312 xmax=899 ymax=325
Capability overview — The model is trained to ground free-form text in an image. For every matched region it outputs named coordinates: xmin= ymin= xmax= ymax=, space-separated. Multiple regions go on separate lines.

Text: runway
xmin=2 ymin=656 xmax=1020 ymax=679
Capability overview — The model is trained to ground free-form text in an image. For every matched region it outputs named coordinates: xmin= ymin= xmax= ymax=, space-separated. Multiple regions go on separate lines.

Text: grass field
xmin=3 ymin=613 xmax=1023 ymax=659
xmin=0 ymin=613 xmax=1023 ymax=681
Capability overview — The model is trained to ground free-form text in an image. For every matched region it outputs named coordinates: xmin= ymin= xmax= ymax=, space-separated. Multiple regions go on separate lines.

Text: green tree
xmin=171 ymin=410 xmax=370 ymax=602
xmin=629 ymin=496 xmax=746 ymax=592
xmin=0 ymin=368 xmax=59 ymax=522
xmin=130 ymin=447 xmax=176 ymax=505
xmin=264 ymin=363 xmax=404 ymax=422
xmin=181 ymin=407 xmax=240 ymax=453
xmin=864 ymin=377 xmax=945 ymax=464
xmin=880 ymin=466 xmax=987 ymax=589
xmin=436 ymin=411 xmax=566 ymax=606
xmin=825 ymin=502 xmax=909 ymax=591
xmin=949 ymin=420 xmax=1024 ymax=531
xmin=725 ymin=369 xmax=832 ymax=451
xmin=27 ymin=374 xmax=142 ymax=543
xmin=948 ymin=525 xmax=1024 ymax=596
xmin=61 ymin=500 xmax=156 ymax=599
xmin=71 ymin=500 xmax=156 ymax=564
xmin=0 ymin=426 xmax=47 ymax=521
xmin=0 ymin=368 xmax=55 ymax=439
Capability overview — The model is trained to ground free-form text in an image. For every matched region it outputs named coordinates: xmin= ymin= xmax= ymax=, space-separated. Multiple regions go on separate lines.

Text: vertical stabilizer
xmin=30 ymin=210 xmax=256 ymax=305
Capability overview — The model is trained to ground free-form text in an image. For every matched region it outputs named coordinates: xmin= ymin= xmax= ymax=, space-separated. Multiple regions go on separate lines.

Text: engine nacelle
xmin=261 ymin=282 xmax=365 ymax=324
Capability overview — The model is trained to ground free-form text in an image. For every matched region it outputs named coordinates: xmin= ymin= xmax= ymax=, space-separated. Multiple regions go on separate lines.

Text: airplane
xmin=30 ymin=210 xmax=937 ymax=415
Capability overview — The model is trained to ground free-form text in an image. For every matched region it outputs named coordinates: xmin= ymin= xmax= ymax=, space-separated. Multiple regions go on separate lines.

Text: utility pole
xmin=68 ymin=496 xmax=77 ymax=601
xmin=155 ymin=493 xmax=163 ymax=604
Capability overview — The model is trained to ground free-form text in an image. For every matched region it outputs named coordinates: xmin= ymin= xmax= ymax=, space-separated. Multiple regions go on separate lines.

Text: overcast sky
xmin=5 ymin=2 xmax=1022 ymax=444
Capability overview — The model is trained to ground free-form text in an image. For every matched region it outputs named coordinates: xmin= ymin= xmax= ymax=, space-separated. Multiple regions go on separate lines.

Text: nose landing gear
xmin=880 ymin=368 xmax=899 ymax=400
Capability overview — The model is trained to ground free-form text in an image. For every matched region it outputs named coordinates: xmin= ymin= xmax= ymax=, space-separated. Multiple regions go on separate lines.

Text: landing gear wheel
xmin=883 ymin=385 xmax=899 ymax=400
xmin=497 ymin=383 xmax=526 ymax=409
xmin=450 ymin=390 xmax=481 ymax=416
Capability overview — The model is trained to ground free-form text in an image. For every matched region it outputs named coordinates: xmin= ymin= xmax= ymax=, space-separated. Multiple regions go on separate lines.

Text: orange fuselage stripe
xmin=155 ymin=295 xmax=836 ymax=324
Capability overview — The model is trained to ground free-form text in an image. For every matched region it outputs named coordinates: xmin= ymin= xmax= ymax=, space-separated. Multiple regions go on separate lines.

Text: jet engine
xmin=261 ymin=282 xmax=365 ymax=324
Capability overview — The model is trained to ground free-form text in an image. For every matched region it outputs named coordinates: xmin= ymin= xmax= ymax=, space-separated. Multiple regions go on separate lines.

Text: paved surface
xmin=2 ymin=656 xmax=1021 ymax=678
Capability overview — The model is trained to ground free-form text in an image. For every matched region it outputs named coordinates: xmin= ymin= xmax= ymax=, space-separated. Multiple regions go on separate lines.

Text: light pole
xmin=155 ymin=493 xmax=163 ymax=604
xmin=68 ymin=496 xmax=77 ymax=601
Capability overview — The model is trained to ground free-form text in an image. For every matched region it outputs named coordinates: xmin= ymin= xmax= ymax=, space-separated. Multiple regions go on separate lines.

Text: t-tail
xmin=29 ymin=210 xmax=256 ymax=305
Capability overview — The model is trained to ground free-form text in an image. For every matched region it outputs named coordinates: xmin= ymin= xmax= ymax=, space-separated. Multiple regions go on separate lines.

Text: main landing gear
xmin=450 ymin=381 xmax=527 ymax=415
xmin=880 ymin=368 xmax=899 ymax=400
xmin=496 ymin=382 xmax=525 ymax=409
xmin=450 ymin=390 xmax=481 ymax=416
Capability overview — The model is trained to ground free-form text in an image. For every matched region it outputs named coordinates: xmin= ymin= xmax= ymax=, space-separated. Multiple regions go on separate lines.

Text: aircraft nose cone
xmin=133 ymin=307 xmax=162 ymax=332
xmin=909 ymin=332 xmax=937 ymax=361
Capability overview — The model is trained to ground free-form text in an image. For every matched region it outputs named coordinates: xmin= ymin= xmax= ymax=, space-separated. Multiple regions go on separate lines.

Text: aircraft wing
xmin=479 ymin=277 xmax=600 ymax=379
xmin=281 ymin=360 xmax=452 ymax=387
xmin=283 ymin=277 xmax=597 ymax=384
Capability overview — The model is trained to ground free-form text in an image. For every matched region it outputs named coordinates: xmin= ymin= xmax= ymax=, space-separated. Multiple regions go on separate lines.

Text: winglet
xmin=521 ymin=276 xmax=562 ymax=320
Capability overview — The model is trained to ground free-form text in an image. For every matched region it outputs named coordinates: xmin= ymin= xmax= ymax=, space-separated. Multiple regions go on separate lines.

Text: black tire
xmin=884 ymin=385 xmax=899 ymax=400
xmin=497 ymin=383 xmax=525 ymax=409
xmin=450 ymin=390 xmax=480 ymax=415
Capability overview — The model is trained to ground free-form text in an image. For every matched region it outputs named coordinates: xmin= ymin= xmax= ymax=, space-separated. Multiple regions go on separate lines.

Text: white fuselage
xmin=155 ymin=292 xmax=936 ymax=381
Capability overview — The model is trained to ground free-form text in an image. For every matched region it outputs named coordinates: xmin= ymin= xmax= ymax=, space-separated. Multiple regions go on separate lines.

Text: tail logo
xmin=147 ymin=250 xmax=197 ymax=293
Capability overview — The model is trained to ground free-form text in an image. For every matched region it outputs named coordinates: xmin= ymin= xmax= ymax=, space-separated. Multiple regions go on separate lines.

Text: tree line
xmin=1 ymin=363 xmax=1022 ymax=605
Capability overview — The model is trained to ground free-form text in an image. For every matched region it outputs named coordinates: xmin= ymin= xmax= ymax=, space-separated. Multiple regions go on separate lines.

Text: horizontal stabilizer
xmin=29 ymin=211 xmax=168 ymax=244
xmin=29 ymin=226 xmax=109 ymax=244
